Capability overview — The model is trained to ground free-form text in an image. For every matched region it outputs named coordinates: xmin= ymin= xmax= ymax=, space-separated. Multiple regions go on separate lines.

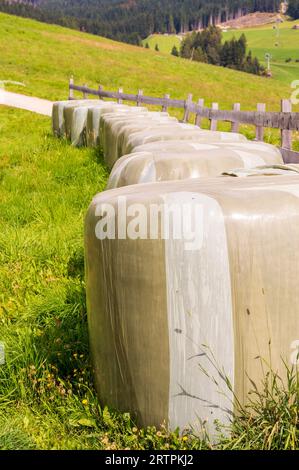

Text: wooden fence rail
xmin=68 ymin=78 xmax=299 ymax=162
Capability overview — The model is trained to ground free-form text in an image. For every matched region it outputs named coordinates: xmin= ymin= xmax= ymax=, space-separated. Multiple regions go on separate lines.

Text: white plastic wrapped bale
xmin=133 ymin=140 xmax=282 ymax=163
xmin=86 ymin=104 xmax=135 ymax=147
xmin=99 ymin=108 xmax=150 ymax=154
xmin=67 ymin=102 xmax=134 ymax=147
xmin=103 ymin=116 xmax=178 ymax=168
xmin=100 ymin=112 xmax=176 ymax=168
xmin=123 ymin=124 xmax=247 ymax=156
xmin=64 ymin=101 xmax=119 ymax=145
xmin=52 ymin=100 xmax=100 ymax=138
xmin=107 ymin=144 xmax=283 ymax=188
xmin=85 ymin=175 xmax=299 ymax=436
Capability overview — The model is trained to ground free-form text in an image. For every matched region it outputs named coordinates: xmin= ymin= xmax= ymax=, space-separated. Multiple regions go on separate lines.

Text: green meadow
xmin=145 ymin=19 xmax=299 ymax=86
xmin=0 ymin=12 xmax=295 ymax=111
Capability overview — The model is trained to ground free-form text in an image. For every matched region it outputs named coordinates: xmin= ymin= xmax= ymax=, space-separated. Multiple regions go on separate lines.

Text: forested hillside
xmin=0 ymin=0 xmax=281 ymax=44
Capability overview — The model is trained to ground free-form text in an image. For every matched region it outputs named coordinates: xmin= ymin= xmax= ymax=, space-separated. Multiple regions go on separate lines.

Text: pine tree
xmin=171 ymin=45 xmax=179 ymax=56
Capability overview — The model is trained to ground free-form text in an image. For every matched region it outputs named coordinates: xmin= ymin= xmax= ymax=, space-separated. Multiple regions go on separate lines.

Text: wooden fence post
xmin=83 ymin=84 xmax=88 ymax=99
xmin=183 ymin=93 xmax=193 ymax=122
xmin=118 ymin=87 xmax=123 ymax=104
xmin=210 ymin=102 xmax=219 ymax=131
xmin=98 ymin=85 xmax=104 ymax=100
xmin=255 ymin=103 xmax=266 ymax=141
xmin=195 ymin=99 xmax=204 ymax=127
xmin=231 ymin=103 xmax=240 ymax=133
xmin=162 ymin=94 xmax=170 ymax=112
xmin=69 ymin=76 xmax=74 ymax=100
xmin=281 ymin=99 xmax=292 ymax=149
xmin=136 ymin=89 xmax=143 ymax=106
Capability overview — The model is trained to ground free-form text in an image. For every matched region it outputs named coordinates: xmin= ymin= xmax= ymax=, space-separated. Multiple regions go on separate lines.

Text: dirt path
xmin=0 ymin=90 xmax=53 ymax=116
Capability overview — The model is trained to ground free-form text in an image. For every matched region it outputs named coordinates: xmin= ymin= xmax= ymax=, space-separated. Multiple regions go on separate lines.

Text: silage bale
xmin=123 ymin=124 xmax=248 ymax=157
xmin=100 ymin=112 xmax=176 ymax=168
xmin=63 ymin=101 xmax=117 ymax=144
xmin=133 ymin=140 xmax=282 ymax=162
xmin=86 ymin=104 xmax=134 ymax=147
xmin=107 ymin=144 xmax=283 ymax=188
xmin=85 ymin=175 xmax=299 ymax=435
xmin=52 ymin=100 xmax=99 ymax=138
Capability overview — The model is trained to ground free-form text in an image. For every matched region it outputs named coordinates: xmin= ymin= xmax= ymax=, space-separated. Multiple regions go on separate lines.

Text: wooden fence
xmin=69 ymin=78 xmax=299 ymax=163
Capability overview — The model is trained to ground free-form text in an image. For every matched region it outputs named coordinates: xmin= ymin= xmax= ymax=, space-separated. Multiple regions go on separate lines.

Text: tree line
xmin=0 ymin=0 xmax=281 ymax=44
xmin=287 ymin=0 xmax=299 ymax=19
xmin=170 ymin=26 xmax=264 ymax=75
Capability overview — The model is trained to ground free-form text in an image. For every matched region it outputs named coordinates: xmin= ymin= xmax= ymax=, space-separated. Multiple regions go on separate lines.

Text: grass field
xmin=1 ymin=106 xmax=299 ymax=450
xmin=0 ymin=12 xmax=295 ymax=112
xmin=142 ymin=34 xmax=182 ymax=53
xmin=144 ymin=19 xmax=299 ymax=86
xmin=1 ymin=12 xmax=299 ymax=449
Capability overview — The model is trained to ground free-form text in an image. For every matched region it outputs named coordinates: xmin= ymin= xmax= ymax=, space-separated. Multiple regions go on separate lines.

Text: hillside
xmin=0 ymin=0 xmax=281 ymax=43
xmin=0 ymin=12 xmax=294 ymax=114
xmin=144 ymin=18 xmax=299 ymax=85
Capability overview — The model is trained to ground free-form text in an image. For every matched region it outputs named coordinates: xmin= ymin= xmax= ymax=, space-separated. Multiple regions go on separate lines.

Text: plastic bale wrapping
xmin=103 ymin=116 xmax=178 ymax=168
xmin=100 ymin=112 xmax=174 ymax=168
xmin=124 ymin=125 xmax=248 ymax=157
xmin=222 ymin=164 xmax=299 ymax=177
xmin=107 ymin=144 xmax=283 ymax=189
xmin=63 ymin=101 xmax=117 ymax=144
xmin=52 ymin=100 xmax=99 ymax=138
xmin=99 ymin=108 xmax=150 ymax=157
xmin=133 ymin=140 xmax=282 ymax=162
xmin=85 ymin=175 xmax=299 ymax=436
xmin=86 ymin=104 xmax=133 ymax=148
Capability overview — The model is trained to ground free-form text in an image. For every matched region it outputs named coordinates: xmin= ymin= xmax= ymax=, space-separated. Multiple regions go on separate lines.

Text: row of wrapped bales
xmin=52 ymin=99 xmax=150 ymax=144
xmin=107 ymin=141 xmax=283 ymax=188
xmin=52 ymin=100 xmax=100 ymax=137
xmin=85 ymin=174 xmax=299 ymax=437
xmin=99 ymin=113 xmax=251 ymax=168
xmin=53 ymin=100 xmax=296 ymax=435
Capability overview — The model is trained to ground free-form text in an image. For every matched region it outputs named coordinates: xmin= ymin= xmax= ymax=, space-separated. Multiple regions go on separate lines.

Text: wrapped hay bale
xmin=123 ymin=124 xmax=247 ymax=157
xmin=100 ymin=112 xmax=176 ymax=168
xmin=107 ymin=144 xmax=283 ymax=188
xmin=98 ymin=109 xmax=151 ymax=153
xmin=63 ymin=101 xmax=118 ymax=145
xmin=85 ymin=175 xmax=299 ymax=435
xmin=86 ymin=104 xmax=135 ymax=147
xmin=133 ymin=140 xmax=282 ymax=163
xmin=52 ymin=100 xmax=99 ymax=138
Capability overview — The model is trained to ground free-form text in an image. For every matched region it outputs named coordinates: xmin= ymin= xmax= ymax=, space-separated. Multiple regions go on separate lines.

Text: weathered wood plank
xmin=69 ymin=77 xmax=74 ymax=100
xmin=83 ymin=84 xmax=88 ymax=99
xmin=280 ymin=148 xmax=299 ymax=163
xmin=117 ymin=87 xmax=123 ymax=104
xmin=231 ymin=103 xmax=240 ymax=133
xmin=255 ymin=103 xmax=266 ymax=141
xmin=183 ymin=94 xmax=193 ymax=122
xmin=136 ymin=89 xmax=143 ymax=106
xmin=195 ymin=99 xmax=204 ymax=127
xmin=210 ymin=103 xmax=219 ymax=131
xmin=98 ymin=85 xmax=104 ymax=100
xmin=281 ymin=100 xmax=292 ymax=150
xmin=162 ymin=94 xmax=170 ymax=112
